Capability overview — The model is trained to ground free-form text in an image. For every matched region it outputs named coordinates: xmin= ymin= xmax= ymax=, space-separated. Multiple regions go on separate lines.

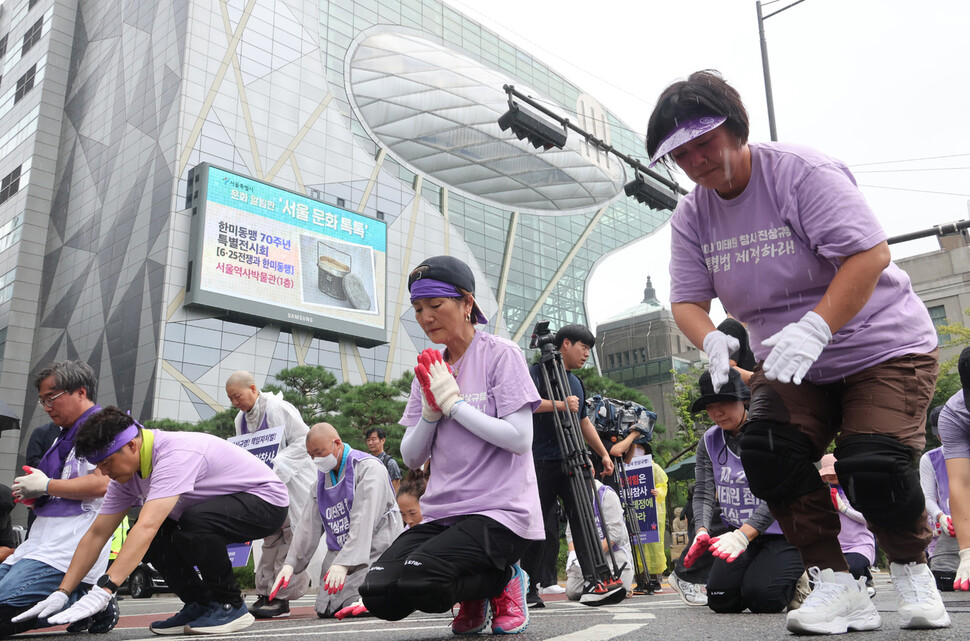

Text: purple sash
xmin=706 ymin=427 xmax=783 ymax=535
xmin=239 ymin=410 xmax=269 ymax=435
xmin=34 ymin=404 xmax=101 ymax=517
xmin=592 ymin=484 xmax=623 ymax=552
xmin=318 ymin=448 xmax=370 ymax=550
xmin=928 ymin=447 xmax=950 ymax=514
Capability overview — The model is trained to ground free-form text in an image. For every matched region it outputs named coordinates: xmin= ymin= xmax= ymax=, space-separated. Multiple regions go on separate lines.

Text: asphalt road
xmin=16 ymin=570 xmax=970 ymax=641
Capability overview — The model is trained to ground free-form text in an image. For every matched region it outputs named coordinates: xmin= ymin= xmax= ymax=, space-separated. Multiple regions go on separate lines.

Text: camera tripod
xmin=531 ymin=322 xmax=626 ymax=606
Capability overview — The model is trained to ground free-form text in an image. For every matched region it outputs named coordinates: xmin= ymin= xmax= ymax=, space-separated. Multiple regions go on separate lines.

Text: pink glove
xmin=683 ymin=531 xmax=711 ymax=568
xmin=334 ymin=599 xmax=368 ymax=620
xmin=709 ymin=530 xmax=750 ymax=563
xmin=937 ymin=513 xmax=956 ymax=538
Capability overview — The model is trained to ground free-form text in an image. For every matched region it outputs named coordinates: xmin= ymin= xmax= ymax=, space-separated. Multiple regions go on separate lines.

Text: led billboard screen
xmin=185 ymin=164 xmax=387 ymax=346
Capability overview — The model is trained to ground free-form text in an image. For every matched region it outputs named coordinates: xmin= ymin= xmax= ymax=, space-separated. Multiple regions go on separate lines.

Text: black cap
xmin=408 ymin=255 xmax=487 ymax=324
xmin=929 ymin=405 xmax=943 ymax=439
xmin=960 ymin=346 xmax=970 ymax=413
xmin=691 ymin=368 xmax=750 ymax=414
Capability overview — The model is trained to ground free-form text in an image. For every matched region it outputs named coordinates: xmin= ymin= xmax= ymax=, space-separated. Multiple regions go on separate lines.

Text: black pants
xmin=360 ymin=515 xmax=527 ymax=621
xmin=706 ymin=534 xmax=804 ymax=614
xmin=522 ymin=460 xmax=603 ymax=588
xmin=145 ymin=492 xmax=286 ymax=608
xmin=844 ymin=552 xmax=873 ymax=583
xmin=673 ymin=508 xmax=728 ymax=584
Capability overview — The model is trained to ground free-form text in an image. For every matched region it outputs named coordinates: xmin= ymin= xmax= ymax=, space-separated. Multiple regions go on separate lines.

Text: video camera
xmin=530 ymin=320 xmax=556 ymax=354
xmin=589 ymin=396 xmax=657 ymax=443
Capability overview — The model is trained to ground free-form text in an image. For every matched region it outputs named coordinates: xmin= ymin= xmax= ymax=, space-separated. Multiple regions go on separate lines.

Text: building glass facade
xmin=0 ymin=0 xmax=676 ymax=476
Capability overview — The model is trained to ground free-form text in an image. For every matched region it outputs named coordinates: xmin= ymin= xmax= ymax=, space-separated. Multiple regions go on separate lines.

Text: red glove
xmin=683 ymin=531 xmax=711 ymax=568
xmin=830 ymin=487 xmax=840 ymax=511
xmin=414 ymin=349 xmax=451 ymax=412
xmin=334 ymin=600 xmax=368 ymax=620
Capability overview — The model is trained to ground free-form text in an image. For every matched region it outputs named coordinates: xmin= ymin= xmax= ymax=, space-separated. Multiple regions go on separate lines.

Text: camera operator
xmin=522 ymin=324 xmax=614 ymax=608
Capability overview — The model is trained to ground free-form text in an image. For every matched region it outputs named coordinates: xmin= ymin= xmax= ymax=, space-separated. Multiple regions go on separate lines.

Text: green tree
xmin=264 ymin=365 xmax=338 ymax=423
xmin=144 ymin=408 xmax=237 ymax=438
xmin=323 ymin=375 xmax=410 ymax=457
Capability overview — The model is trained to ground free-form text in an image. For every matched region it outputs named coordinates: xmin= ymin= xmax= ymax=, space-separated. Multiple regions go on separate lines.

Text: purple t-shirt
xmin=832 ymin=485 xmax=875 ymax=562
xmin=99 ymin=430 xmax=289 ymax=520
xmin=938 ymin=390 xmax=970 ymax=460
xmin=401 ymin=331 xmax=543 ymax=540
xmin=669 ymin=142 xmax=936 ymax=383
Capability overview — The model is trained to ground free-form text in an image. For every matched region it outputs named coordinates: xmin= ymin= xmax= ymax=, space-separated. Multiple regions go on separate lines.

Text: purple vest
xmin=928 ymin=447 xmax=950 ymax=514
xmin=318 ymin=448 xmax=370 ymax=550
xmin=34 ymin=405 xmax=102 ymax=518
xmin=592 ymin=484 xmax=624 ymax=552
xmin=239 ymin=411 xmax=268 ymax=435
xmin=706 ymin=427 xmax=783 ymax=535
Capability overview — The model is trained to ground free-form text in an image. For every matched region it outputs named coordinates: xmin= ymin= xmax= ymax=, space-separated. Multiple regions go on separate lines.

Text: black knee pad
xmin=739 ymin=421 xmax=825 ymax=501
xmin=834 ymin=434 xmax=924 ymax=528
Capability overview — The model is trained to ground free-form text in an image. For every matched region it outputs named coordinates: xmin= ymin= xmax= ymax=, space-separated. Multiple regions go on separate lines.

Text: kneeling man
xmin=15 ymin=407 xmax=289 ymax=635
xmin=272 ymin=423 xmax=402 ymax=618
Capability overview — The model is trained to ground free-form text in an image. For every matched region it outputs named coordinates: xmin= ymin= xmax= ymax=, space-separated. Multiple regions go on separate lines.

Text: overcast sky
xmin=446 ymin=0 xmax=970 ymax=331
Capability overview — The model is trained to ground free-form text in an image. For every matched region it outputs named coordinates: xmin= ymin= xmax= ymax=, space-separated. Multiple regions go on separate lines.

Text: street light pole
xmin=756 ymin=0 xmax=808 ymax=142
xmin=756 ymin=1 xmax=778 ymax=141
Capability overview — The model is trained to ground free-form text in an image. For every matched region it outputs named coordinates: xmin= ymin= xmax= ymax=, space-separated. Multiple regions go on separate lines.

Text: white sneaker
xmin=667 ymin=571 xmax=707 ymax=607
xmin=538 ymin=584 xmax=566 ymax=595
xmin=786 ymin=567 xmax=882 ymax=635
xmin=890 ymin=562 xmax=951 ymax=629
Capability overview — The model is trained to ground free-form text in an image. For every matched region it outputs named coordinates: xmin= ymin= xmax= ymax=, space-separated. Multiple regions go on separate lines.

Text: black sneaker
xmin=184 ymin=602 xmax=254 ymax=634
xmin=250 ymin=596 xmax=290 ymax=619
xmin=525 ymin=590 xmax=545 ymax=609
xmin=89 ymin=595 xmax=120 ymax=633
xmin=579 ymin=580 xmax=626 ymax=606
xmin=149 ymin=601 xmax=209 ymax=635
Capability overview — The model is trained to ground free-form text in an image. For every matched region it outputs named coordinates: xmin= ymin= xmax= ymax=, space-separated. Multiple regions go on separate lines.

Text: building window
xmin=22 ymin=17 xmax=43 ymax=56
xmin=0 ymin=34 xmax=9 ymax=59
xmin=14 ymin=64 xmax=36 ymax=103
xmin=927 ymin=305 xmax=949 ymax=343
xmin=29 ymin=0 xmax=41 ymax=8
xmin=336 ymin=197 xmax=346 ymax=208
xmin=0 ymin=268 xmax=16 ymax=305
xmin=608 ymin=354 xmax=614 ymax=369
xmin=0 ymin=165 xmax=23 ymax=205
xmin=0 ymin=327 xmax=6 ymax=368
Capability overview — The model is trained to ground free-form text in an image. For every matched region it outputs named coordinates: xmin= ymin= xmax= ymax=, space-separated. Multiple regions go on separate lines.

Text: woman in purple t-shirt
xmin=360 ymin=256 xmax=541 ymax=636
xmin=646 ymin=70 xmax=946 ymax=634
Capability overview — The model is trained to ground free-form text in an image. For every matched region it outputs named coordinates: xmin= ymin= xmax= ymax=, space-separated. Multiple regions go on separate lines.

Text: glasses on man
xmin=38 ymin=390 xmax=66 ymax=409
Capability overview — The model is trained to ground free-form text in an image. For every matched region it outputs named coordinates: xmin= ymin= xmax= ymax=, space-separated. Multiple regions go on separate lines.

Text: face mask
xmin=313 ymin=452 xmax=338 ymax=473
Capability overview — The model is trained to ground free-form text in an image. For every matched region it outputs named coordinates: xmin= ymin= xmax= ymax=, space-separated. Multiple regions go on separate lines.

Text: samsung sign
xmin=184 ymin=164 xmax=387 ymax=346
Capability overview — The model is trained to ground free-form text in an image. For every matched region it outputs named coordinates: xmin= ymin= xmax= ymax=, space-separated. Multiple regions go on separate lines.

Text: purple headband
xmin=86 ymin=422 xmax=141 ymax=464
xmin=649 ymin=115 xmax=728 ymax=167
xmin=409 ymin=278 xmax=488 ymax=325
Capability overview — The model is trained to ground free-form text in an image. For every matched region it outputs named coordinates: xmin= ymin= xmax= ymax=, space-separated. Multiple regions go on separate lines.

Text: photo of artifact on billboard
xmin=184 ymin=164 xmax=387 ymax=346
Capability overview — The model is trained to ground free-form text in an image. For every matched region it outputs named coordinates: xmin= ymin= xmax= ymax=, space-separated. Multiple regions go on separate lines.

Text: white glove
xmin=955 ymin=548 xmax=970 ymax=591
xmin=703 ymin=331 xmax=740 ymax=393
xmin=566 ymin=550 xmax=579 ymax=572
xmin=12 ymin=467 xmax=51 ymax=500
xmin=709 ymin=529 xmax=750 ymax=563
xmin=269 ymin=564 xmax=293 ymax=601
xmin=420 ymin=387 xmax=443 ymax=423
xmin=937 ymin=513 xmax=956 ymax=538
xmin=762 ymin=311 xmax=831 ymax=385
xmin=427 ymin=359 xmax=462 ymax=416
xmin=324 ymin=564 xmax=348 ymax=595
xmin=11 ymin=591 xmax=69 ymax=622
xmin=834 ymin=491 xmax=849 ymax=514
xmin=47 ymin=588 xmax=112 ymax=625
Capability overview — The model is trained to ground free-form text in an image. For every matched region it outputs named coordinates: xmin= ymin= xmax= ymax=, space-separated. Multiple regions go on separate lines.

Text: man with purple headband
xmin=1 ymin=361 xmax=114 ymax=639
xmin=14 ymin=406 xmax=288 ymax=636
xmin=647 ymin=69 xmax=947 ymax=634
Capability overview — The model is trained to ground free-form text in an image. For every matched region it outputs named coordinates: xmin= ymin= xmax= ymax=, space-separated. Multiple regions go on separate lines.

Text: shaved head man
xmin=224 ymin=371 xmax=315 ymax=619
xmin=273 ymin=422 xmax=401 ymax=618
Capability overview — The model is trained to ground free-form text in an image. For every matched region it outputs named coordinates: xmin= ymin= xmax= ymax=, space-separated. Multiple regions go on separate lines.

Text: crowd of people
xmin=0 ymin=67 xmax=965 ymax=639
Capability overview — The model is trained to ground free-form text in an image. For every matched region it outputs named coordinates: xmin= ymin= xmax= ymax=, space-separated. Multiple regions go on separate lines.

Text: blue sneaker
xmin=184 ymin=602 xmax=254 ymax=635
xmin=150 ymin=602 xmax=209 ymax=635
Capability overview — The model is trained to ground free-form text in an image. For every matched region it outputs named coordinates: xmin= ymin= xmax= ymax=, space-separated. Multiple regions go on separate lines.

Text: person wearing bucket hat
xmin=933 ymin=345 xmax=970 ymax=594
xmin=649 ymin=70 xmax=945 ymax=633
xmin=918 ymin=405 xmax=957 ymax=592
xmin=683 ymin=368 xmax=804 ymax=615
xmin=360 ymin=256 xmax=542 ymax=635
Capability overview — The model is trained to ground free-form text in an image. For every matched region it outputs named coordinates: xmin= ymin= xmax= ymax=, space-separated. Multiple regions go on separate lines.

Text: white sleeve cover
xmin=400 ymin=417 xmax=437 ymax=469
xmin=449 ymin=403 xmax=533 ymax=455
